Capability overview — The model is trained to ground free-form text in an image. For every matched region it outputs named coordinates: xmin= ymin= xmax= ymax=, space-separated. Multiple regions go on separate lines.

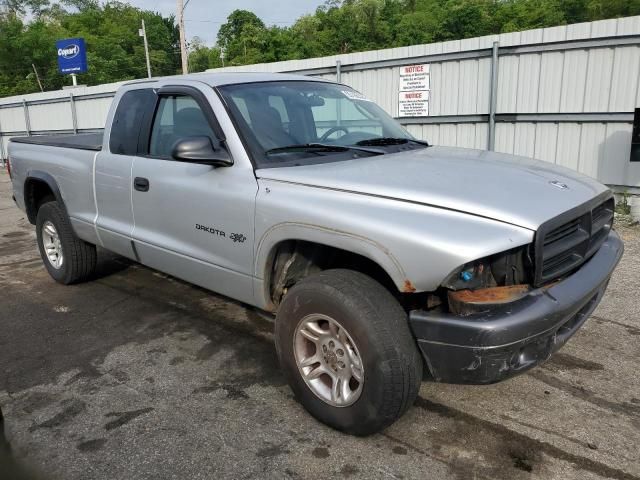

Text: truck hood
xmin=256 ymin=146 xmax=609 ymax=230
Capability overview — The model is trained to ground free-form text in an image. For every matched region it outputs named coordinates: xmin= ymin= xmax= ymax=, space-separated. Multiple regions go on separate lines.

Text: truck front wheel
xmin=36 ymin=201 xmax=97 ymax=284
xmin=275 ymin=269 xmax=422 ymax=435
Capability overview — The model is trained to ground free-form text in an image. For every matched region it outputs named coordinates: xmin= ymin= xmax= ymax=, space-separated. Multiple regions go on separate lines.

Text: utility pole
xmin=176 ymin=0 xmax=188 ymax=74
xmin=139 ymin=19 xmax=152 ymax=78
xmin=31 ymin=64 xmax=44 ymax=92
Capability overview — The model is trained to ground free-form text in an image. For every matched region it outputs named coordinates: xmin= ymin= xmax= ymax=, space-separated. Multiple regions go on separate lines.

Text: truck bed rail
xmin=10 ymin=133 xmax=102 ymax=151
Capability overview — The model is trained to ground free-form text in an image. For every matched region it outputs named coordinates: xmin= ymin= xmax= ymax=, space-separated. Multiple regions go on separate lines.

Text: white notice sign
xmin=399 ymin=91 xmax=429 ymax=117
xmin=399 ymin=64 xmax=430 ymax=91
xmin=398 ymin=64 xmax=430 ymax=117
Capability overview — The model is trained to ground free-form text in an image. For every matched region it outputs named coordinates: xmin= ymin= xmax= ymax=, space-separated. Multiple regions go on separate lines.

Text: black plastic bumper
xmin=409 ymin=230 xmax=624 ymax=384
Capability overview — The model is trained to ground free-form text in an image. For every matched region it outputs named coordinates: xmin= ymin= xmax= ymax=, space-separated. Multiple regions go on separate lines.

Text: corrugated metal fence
xmin=0 ymin=81 xmax=121 ymax=161
xmin=1 ymin=16 xmax=639 ymax=188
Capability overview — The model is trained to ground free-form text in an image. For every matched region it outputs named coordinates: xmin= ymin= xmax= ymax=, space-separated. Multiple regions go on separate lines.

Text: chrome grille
xmin=534 ymin=197 xmax=614 ymax=286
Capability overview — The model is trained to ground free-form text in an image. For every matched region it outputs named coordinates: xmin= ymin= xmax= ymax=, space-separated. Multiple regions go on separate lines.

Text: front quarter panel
xmin=254 ymin=179 xmax=534 ymax=307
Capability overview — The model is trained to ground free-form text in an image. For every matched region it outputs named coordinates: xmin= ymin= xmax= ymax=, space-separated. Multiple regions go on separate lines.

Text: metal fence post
xmin=69 ymin=93 xmax=78 ymax=134
xmin=22 ymin=99 xmax=31 ymax=136
xmin=488 ymin=41 xmax=499 ymax=151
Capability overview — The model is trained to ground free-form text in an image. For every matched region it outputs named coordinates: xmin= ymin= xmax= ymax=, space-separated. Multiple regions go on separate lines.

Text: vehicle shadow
xmin=91 ymin=247 xmax=132 ymax=280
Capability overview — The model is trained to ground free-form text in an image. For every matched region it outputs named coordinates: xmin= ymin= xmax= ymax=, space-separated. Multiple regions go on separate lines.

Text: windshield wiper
xmin=265 ymin=143 xmax=384 ymax=156
xmin=356 ymin=137 xmax=430 ymax=147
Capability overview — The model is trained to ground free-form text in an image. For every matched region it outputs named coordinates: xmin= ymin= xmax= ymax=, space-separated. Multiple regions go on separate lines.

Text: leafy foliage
xmin=191 ymin=0 xmax=640 ymax=70
xmin=615 ymin=191 xmax=632 ymax=215
xmin=1 ymin=0 xmax=639 ymax=95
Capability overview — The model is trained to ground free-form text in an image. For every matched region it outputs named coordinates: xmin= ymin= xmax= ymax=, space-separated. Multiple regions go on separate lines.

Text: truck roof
xmin=124 ymin=72 xmax=330 ymax=87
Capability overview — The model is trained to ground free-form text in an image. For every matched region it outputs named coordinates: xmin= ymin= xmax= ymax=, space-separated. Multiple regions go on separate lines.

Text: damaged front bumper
xmin=409 ymin=230 xmax=624 ymax=384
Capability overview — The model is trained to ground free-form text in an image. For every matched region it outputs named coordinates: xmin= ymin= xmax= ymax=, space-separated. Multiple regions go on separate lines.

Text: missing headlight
xmin=442 ymin=246 xmax=532 ymax=291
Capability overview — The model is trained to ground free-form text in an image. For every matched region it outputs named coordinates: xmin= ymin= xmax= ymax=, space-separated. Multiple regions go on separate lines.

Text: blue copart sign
xmin=56 ymin=38 xmax=88 ymax=74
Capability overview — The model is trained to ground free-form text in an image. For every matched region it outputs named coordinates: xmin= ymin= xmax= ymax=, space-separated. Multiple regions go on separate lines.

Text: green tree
xmin=587 ymin=0 xmax=640 ymax=20
xmin=217 ymin=9 xmax=267 ymax=64
xmin=354 ymin=0 xmax=390 ymax=48
xmin=393 ymin=10 xmax=441 ymax=46
xmin=187 ymin=36 xmax=223 ymax=72
xmin=437 ymin=0 xmax=492 ymax=40
xmin=493 ymin=0 xmax=564 ymax=33
xmin=3 ymin=0 xmax=640 ymax=96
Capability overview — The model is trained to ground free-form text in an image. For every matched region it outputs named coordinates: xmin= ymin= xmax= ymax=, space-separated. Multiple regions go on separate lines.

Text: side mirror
xmin=171 ymin=136 xmax=233 ymax=167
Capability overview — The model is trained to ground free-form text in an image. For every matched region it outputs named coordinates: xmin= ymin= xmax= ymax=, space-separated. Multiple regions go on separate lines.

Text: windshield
xmin=217 ymin=81 xmax=424 ymax=168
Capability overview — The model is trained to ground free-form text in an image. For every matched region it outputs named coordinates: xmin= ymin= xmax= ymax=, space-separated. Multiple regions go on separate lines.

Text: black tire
xmin=36 ymin=201 xmax=97 ymax=284
xmin=275 ymin=269 xmax=422 ymax=436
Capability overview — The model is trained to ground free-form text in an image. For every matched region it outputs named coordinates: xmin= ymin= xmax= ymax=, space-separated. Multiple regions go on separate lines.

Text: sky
xmin=130 ymin=0 xmax=327 ymax=46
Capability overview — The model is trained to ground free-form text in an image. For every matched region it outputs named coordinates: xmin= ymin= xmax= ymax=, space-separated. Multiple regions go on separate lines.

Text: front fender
xmin=254 ymin=179 xmax=535 ymax=308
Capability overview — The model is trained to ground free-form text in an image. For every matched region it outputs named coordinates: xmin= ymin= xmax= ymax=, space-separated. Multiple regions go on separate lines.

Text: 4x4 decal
xmin=230 ymin=233 xmax=247 ymax=243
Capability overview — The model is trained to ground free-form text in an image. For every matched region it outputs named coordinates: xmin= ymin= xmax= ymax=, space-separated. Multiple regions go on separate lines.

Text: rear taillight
xmin=5 ymin=157 xmax=11 ymax=179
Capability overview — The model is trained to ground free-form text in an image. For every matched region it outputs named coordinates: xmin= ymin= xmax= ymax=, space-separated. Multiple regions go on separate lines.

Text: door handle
xmin=134 ymin=177 xmax=149 ymax=192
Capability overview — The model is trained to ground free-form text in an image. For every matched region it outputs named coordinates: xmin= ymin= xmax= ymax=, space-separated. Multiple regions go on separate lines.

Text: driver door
xmin=130 ymin=84 xmax=258 ymax=305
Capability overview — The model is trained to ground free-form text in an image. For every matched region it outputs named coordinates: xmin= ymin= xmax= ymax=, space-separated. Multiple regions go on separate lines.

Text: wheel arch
xmin=255 ymin=222 xmax=412 ymax=309
xmin=23 ymin=171 xmax=67 ymax=225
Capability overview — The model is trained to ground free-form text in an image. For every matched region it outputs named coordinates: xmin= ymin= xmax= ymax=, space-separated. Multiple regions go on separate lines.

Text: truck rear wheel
xmin=36 ymin=201 xmax=97 ymax=284
xmin=275 ymin=269 xmax=422 ymax=435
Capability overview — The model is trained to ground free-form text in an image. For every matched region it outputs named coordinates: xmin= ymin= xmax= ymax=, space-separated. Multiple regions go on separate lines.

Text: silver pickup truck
xmin=7 ymin=73 xmax=624 ymax=435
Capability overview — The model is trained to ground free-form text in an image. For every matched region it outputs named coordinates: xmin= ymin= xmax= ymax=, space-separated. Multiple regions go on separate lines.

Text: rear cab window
xmin=109 ymin=88 xmax=156 ymax=155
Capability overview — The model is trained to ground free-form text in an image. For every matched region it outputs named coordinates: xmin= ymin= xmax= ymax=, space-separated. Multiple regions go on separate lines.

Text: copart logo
xmin=58 ymin=45 xmax=80 ymax=59
xmin=549 ymin=180 xmax=569 ymax=190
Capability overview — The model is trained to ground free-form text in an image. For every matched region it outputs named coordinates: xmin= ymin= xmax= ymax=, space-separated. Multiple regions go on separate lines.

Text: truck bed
xmin=10 ymin=133 xmax=102 ymax=151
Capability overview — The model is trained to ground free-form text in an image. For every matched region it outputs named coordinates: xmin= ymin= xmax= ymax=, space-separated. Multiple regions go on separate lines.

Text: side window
xmin=149 ymin=95 xmax=217 ymax=158
xmin=109 ymin=89 xmax=156 ymax=155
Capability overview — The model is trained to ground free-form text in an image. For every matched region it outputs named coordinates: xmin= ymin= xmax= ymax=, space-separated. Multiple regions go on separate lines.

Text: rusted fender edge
xmin=254 ymin=221 xmax=410 ymax=292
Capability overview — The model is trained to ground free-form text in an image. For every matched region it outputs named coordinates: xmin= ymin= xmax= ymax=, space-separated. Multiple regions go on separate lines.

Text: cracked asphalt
xmin=0 ymin=170 xmax=639 ymax=480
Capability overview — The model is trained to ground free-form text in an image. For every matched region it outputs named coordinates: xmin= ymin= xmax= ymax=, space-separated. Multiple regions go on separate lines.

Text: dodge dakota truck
xmin=7 ymin=73 xmax=623 ymax=435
